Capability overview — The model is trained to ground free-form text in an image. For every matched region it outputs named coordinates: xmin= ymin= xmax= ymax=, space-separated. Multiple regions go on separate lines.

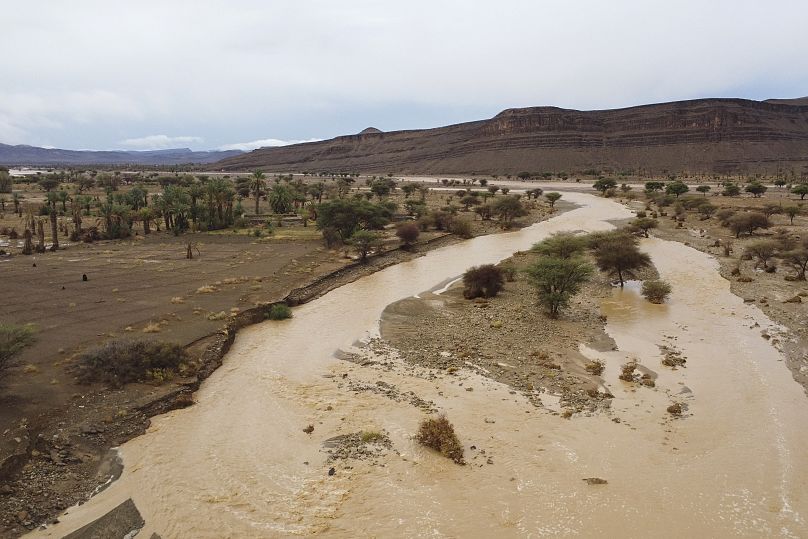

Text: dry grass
xmin=416 ymin=415 xmax=464 ymax=464
xmin=142 ymin=321 xmax=162 ymax=333
xmin=196 ymin=285 xmax=217 ymax=294
xmin=170 ymin=296 xmax=185 ymax=304
xmin=360 ymin=430 xmax=385 ymax=443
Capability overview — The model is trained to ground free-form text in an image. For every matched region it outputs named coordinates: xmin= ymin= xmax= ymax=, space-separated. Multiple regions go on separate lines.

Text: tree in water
xmin=590 ymin=231 xmax=650 ymax=286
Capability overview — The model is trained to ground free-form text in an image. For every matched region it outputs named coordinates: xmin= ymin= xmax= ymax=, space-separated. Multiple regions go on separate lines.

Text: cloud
xmin=218 ymin=138 xmax=322 ymax=152
xmin=2 ymin=1 xmax=808 ymax=150
xmin=119 ymin=135 xmax=204 ymax=150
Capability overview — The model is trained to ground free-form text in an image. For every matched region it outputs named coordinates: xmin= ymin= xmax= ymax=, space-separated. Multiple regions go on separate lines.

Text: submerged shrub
xmin=462 ymin=264 xmax=504 ymax=299
xmin=641 ymin=280 xmax=672 ymax=304
xmin=267 ymin=303 xmax=293 ymax=320
xmin=416 ymin=415 xmax=464 ymax=464
xmin=74 ymin=339 xmax=188 ymax=386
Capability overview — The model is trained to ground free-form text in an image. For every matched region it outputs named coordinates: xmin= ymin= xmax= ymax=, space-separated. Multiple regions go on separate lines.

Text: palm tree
xmin=56 ymin=190 xmax=69 ymax=212
xmin=249 ymin=170 xmax=266 ymax=215
xmin=49 ymin=209 xmax=58 ymax=251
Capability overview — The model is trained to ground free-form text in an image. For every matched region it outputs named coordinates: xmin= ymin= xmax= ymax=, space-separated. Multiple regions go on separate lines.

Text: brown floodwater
xmin=30 ymin=193 xmax=808 ymax=538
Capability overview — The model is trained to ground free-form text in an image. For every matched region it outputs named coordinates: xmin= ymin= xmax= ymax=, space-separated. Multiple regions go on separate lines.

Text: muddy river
xmin=32 ymin=193 xmax=808 ymax=538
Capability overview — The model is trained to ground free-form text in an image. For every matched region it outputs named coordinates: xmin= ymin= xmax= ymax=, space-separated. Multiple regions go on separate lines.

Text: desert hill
xmin=214 ymin=98 xmax=808 ymax=174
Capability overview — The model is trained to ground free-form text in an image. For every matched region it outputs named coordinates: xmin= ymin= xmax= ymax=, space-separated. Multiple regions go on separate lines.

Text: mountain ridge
xmin=214 ymin=97 xmax=808 ymax=174
xmin=0 ymin=144 xmax=242 ymax=166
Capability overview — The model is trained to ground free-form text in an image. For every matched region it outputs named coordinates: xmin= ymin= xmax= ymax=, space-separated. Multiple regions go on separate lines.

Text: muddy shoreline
xmin=0 ymin=234 xmax=457 ymax=536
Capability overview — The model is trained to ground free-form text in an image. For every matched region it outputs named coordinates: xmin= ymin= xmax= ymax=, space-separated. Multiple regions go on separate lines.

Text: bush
xmin=525 ymin=257 xmax=592 ymax=317
xmin=73 ymin=339 xmax=188 ymax=386
xmin=462 ymin=264 xmax=504 ymax=299
xmin=0 ymin=324 xmax=36 ymax=381
xmin=728 ymin=212 xmax=770 ymax=237
xmin=641 ymin=280 xmax=672 ymax=304
xmin=450 ymin=218 xmax=474 ymax=238
xmin=395 ymin=221 xmax=420 ymax=247
xmin=267 ymin=303 xmax=293 ymax=320
xmin=416 ymin=415 xmax=464 ymax=464
xmin=532 ymin=232 xmax=586 ymax=259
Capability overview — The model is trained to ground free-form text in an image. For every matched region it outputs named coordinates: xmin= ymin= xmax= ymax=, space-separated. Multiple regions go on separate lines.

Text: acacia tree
xmin=665 ymin=180 xmax=689 ymax=198
xmin=491 ymin=196 xmax=526 ymax=228
xmin=591 ymin=232 xmax=650 ymax=286
xmin=728 ymin=212 xmax=770 ymax=237
xmin=593 ymin=178 xmax=617 ymax=194
xmin=696 ymin=185 xmax=711 ymax=196
xmin=630 ymin=217 xmax=658 ymax=238
xmin=784 ymin=205 xmax=802 ymax=225
xmin=781 ymin=240 xmax=808 ymax=280
xmin=349 ymin=230 xmax=382 ymax=262
xmin=745 ymin=240 xmax=779 ymax=269
xmin=544 ymin=192 xmax=562 ymax=207
xmin=525 ymin=257 xmax=592 ymax=317
xmin=745 ymin=181 xmax=767 ymax=197
xmin=792 ymin=184 xmax=808 ymax=200
xmin=532 ymin=232 xmax=586 ymax=259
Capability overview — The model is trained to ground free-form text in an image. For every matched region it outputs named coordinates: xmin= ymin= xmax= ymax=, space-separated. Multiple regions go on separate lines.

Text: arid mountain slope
xmin=214 ymin=98 xmax=808 ymax=174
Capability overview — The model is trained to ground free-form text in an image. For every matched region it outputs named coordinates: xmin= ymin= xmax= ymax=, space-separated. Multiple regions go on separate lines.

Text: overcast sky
xmin=2 ymin=0 xmax=807 ymax=151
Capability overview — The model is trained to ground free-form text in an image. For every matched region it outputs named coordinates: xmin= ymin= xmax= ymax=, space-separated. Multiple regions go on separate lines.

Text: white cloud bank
xmin=219 ymin=138 xmax=322 ymax=152
xmin=119 ymin=135 xmax=204 ymax=150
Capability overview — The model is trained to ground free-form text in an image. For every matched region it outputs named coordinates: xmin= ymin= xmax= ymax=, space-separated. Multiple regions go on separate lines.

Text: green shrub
xmin=74 ymin=339 xmax=188 ymax=386
xmin=416 ymin=415 xmax=464 ymax=464
xmin=641 ymin=280 xmax=672 ymax=304
xmin=267 ymin=303 xmax=293 ymax=320
xmin=0 ymin=324 xmax=36 ymax=380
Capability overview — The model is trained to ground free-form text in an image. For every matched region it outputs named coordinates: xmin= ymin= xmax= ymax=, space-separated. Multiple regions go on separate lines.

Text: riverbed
xmin=31 ymin=193 xmax=808 ymax=538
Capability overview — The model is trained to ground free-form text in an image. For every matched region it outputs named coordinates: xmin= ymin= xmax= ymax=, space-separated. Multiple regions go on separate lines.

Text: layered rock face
xmin=214 ymin=98 xmax=808 ymax=174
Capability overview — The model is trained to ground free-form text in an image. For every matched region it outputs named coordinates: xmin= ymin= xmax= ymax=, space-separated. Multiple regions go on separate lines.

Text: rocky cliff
xmin=214 ymin=98 xmax=808 ymax=174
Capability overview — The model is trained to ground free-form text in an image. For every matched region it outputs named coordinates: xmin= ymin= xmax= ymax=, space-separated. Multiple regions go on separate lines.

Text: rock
xmin=583 ymin=477 xmax=608 ymax=485
xmin=63 ymin=499 xmax=144 ymax=539
xmin=303 ymin=425 xmax=314 ymax=434
xmin=328 ymin=467 xmax=336 ymax=476
xmin=0 ymin=484 xmax=13 ymax=495
xmin=667 ymin=403 xmax=683 ymax=416
xmin=17 ymin=511 xmax=29 ymax=523
xmin=490 ymin=320 xmax=503 ymax=329
xmin=784 ymin=295 xmax=802 ymax=304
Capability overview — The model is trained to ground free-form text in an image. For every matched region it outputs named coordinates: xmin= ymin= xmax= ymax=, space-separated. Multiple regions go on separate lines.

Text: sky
xmin=1 ymin=0 xmax=807 ymax=152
